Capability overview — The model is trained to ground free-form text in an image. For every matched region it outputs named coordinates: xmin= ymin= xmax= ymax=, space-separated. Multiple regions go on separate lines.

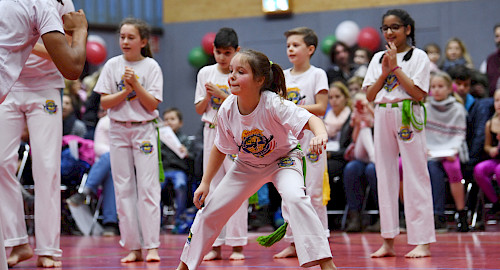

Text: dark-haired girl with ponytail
xmin=364 ymin=9 xmax=435 ymax=258
xmin=177 ymin=49 xmax=337 ymax=270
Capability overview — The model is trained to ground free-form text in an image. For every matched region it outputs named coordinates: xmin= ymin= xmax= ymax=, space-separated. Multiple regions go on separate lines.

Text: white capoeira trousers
xmin=109 ymin=121 xmax=161 ymax=250
xmin=0 ymin=90 xmax=62 ymax=257
xmin=373 ymin=103 xmax=436 ymax=245
xmin=282 ymin=131 xmax=329 ymax=241
xmin=203 ymin=123 xmax=248 ymax=247
xmin=181 ymin=152 xmax=332 ymax=270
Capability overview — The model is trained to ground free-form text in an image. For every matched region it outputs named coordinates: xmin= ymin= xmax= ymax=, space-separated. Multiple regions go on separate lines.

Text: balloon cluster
xmin=86 ymin=35 xmax=107 ymax=65
xmin=320 ymin=20 xmax=381 ymax=55
xmin=188 ymin=32 xmax=216 ymax=69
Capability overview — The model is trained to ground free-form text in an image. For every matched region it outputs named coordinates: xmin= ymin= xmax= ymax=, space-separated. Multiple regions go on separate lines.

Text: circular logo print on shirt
xmin=210 ymin=85 xmax=229 ymax=110
xmin=239 ymin=129 xmax=275 ymax=158
xmin=43 ymin=100 xmax=58 ymax=114
xmin=398 ymin=126 xmax=413 ymax=141
xmin=140 ymin=141 xmax=154 ymax=154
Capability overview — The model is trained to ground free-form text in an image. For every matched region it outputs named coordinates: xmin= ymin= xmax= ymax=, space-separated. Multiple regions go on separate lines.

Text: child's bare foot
xmin=7 ymin=243 xmax=33 ymax=267
xmin=319 ymin=258 xmax=337 ymax=270
xmin=36 ymin=256 xmax=62 ymax=268
xmin=176 ymin=261 xmax=188 ymax=270
xmin=120 ymin=250 xmax=143 ymax=263
xmin=229 ymin=246 xmax=244 ymax=260
xmin=405 ymin=244 xmax=431 ymax=258
xmin=203 ymin=246 xmax=222 ymax=261
xmin=370 ymin=238 xmax=396 ymax=258
xmin=273 ymin=243 xmax=297 ymax=258
xmin=146 ymin=248 xmax=160 ymax=262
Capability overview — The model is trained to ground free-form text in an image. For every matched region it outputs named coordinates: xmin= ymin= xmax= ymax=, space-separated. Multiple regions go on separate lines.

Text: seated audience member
xmin=347 ymin=76 xmax=364 ymax=97
xmin=160 ymin=108 xmax=194 ymax=234
xmin=326 ymin=42 xmax=357 ymax=85
xmin=473 ymin=88 xmax=500 ymax=215
xmin=66 ymin=113 xmax=119 ymax=236
xmin=425 ymin=72 xmax=468 ymax=232
xmin=352 ymin=48 xmax=372 ymax=78
xmin=440 ymin=37 xmax=474 ymax=73
xmin=342 ymin=93 xmax=378 ymax=232
xmin=63 ymin=93 xmax=87 ymax=137
xmin=424 ymin=43 xmax=442 ymax=74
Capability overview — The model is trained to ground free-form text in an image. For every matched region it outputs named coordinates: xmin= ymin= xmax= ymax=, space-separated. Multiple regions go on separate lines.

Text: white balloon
xmin=88 ymin=35 xmax=106 ymax=47
xmin=335 ymin=20 xmax=360 ymax=47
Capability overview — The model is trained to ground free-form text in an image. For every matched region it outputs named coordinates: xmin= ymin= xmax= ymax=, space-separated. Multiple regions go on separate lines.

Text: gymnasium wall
xmin=86 ymin=0 xmax=500 ymax=135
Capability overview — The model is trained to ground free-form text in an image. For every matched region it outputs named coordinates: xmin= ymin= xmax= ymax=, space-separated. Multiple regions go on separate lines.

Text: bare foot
xmin=370 ymin=239 xmax=396 ymax=258
xmin=319 ymin=258 xmax=337 ymax=270
xmin=146 ymin=248 xmax=160 ymax=262
xmin=203 ymin=246 xmax=222 ymax=261
xmin=229 ymin=246 xmax=244 ymax=260
xmin=36 ymin=256 xmax=62 ymax=268
xmin=273 ymin=243 xmax=297 ymax=259
xmin=7 ymin=243 xmax=33 ymax=267
xmin=176 ymin=261 xmax=188 ymax=270
xmin=405 ymin=244 xmax=431 ymax=258
xmin=120 ymin=250 xmax=143 ymax=263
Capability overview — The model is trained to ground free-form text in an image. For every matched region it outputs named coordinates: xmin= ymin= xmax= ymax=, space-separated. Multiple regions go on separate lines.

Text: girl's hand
xmin=193 ymin=182 xmax=210 ymax=209
xmin=309 ymin=133 xmax=328 ymax=155
xmin=489 ymin=147 xmax=499 ymax=158
xmin=124 ymin=66 xmax=138 ymax=86
xmin=382 ymin=42 xmax=398 ymax=76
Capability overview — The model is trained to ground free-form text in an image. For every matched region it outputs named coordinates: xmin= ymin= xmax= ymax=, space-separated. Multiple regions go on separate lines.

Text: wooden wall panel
xmin=163 ymin=0 xmax=456 ymax=23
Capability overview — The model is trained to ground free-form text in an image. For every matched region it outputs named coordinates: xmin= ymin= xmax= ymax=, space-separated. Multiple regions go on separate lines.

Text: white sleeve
xmin=37 ymin=0 xmax=64 ymax=36
xmin=271 ymin=96 xmax=312 ymax=139
xmin=362 ymin=52 xmax=383 ymax=90
xmin=410 ymin=50 xmax=431 ymax=93
xmin=147 ymin=61 xmax=163 ymax=102
xmin=93 ymin=61 xmax=115 ymax=95
xmin=214 ymin=105 xmax=239 ymax=155
xmin=314 ymin=68 xmax=329 ymax=95
xmin=194 ymin=67 xmax=208 ymax=104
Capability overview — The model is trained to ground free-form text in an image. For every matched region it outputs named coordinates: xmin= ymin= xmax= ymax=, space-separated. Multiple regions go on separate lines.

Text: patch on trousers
xmin=238 ymin=129 xmax=275 ymax=158
xmin=306 ymin=152 xmax=320 ymax=163
xmin=383 ymin=73 xmax=399 ymax=92
xmin=140 ymin=141 xmax=154 ymax=154
xmin=398 ymin=126 xmax=413 ymax=141
xmin=43 ymin=100 xmax=57 ymax=114
xmin=186 ymin=230 xmax=192 ymax=245
xmin=278 ymin=157 xmax=295 ymax=167
xmin=227 ymin=154 xmax=238 ymax=162
xmin=287 ymin=87 xmax=305 ymax=105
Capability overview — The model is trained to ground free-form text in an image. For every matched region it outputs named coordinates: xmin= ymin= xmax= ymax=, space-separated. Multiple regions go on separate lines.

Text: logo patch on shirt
xmin=43 ymin=100 xmax=57 ymax=114
xmin=398 ymin=126 xmax=413 ymax=141
xmin=210 ymin=85 xmax=229 ymax=110
xmin=140 ymin=141 xmax=154 ymax=154
xmin=278 ymin=157 xmax=295 ymax=168
xmin=186 ymin=230 xmax=192 ymax=245
xmin=384 ymin=73 xmax=399 ymax=92
xmin=307 ymin=152 xmax=320 ymax=163
xmin=238 ymin=129 xmax=276 ymax=158
xmin=227 ymin=154 xmax=238 ymax=162
xmin=287 ymin=87 xmax=305 ymax=105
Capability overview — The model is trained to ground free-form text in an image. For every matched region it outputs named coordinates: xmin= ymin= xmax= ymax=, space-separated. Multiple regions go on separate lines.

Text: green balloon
xmin=188 ymin=46 xmax=210 ymax=68
xmin=321 ymin=35 xmax=336 ymax=55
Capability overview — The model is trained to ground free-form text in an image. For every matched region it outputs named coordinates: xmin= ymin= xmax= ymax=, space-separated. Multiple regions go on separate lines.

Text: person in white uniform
xmin=176 ymin=49 xmax=337 ymax=270
xmin=193 ymin=28 xmax=248 ymax=261
xmin=94 ymin=18 xmax=163 ymax=263
xmin=0 ymin=0 xmax=87 ymax=268
xmin=364 ymin=9 xmax=436 ymax=258
xmin=275 ymin=26 xmax=330 ymax=259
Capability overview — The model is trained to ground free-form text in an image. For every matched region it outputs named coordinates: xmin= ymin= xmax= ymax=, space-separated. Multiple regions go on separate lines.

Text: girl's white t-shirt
xmin=215 ymin=91 xmax=312 ymax=166
xmin=194 ymin=64 xmax=231 ymax=124
xmin=362 ymin=48 xmax=430 ymax=104
xmin=11 ymin=0 xmax=75 ymax=92
xmin=94 ymin=55 xmax=163 ymax=122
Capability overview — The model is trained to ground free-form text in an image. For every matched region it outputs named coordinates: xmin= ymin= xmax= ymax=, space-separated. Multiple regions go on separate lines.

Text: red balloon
xmin=357 ymin=27 xmax=381 ymax=52
xmin=86 ymin=41 xmax=107 ymax=65
xmin=201 ymin=32 xmax=217 ymax=55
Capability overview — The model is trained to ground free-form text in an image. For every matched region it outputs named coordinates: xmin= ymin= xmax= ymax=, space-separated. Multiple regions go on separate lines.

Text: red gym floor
xmin=7 ymin=228 xmax=500 ymax=270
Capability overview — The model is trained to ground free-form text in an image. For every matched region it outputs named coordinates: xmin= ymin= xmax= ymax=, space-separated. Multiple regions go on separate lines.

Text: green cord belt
xmin=379 ymin=100 xmax=427 ymax=131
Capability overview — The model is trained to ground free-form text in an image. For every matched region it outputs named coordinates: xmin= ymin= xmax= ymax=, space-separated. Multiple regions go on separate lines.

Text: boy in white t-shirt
xmin=193 ymin=27 xmax=246 ymax=260
xmin=275 ymin=26 xmax=330 ymax=259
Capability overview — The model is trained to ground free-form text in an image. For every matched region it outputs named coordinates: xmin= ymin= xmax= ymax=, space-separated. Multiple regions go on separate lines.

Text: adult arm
xmin=41 ymin=10 xmax=88 ymax=80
